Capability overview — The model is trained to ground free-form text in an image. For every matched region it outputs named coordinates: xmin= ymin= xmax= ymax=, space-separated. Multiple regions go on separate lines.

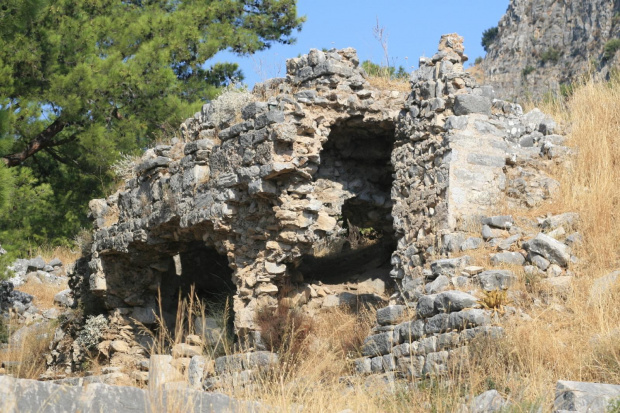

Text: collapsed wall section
xmin=59 ymin=35 xmax=553 ymax=372
xmin=74 ymin=47 xmax=405 ymax=354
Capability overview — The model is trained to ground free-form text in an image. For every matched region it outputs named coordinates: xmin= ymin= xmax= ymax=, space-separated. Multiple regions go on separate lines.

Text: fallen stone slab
xmin=490 ymin=251 xmax=525 ymax=266
xmin=0 ymin=374 xmax=262 ymax=413
xmin=526 ymin=233 xmax=571 ymax=268
xmin=477 ymin=270 xmax=516 ymax=291
xmin=554 ymin=380 xmax=620 ymax=413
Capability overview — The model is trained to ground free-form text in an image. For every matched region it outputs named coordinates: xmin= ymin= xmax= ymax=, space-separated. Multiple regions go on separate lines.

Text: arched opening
xmin=298 ymin=117 xmax=397 ymax=299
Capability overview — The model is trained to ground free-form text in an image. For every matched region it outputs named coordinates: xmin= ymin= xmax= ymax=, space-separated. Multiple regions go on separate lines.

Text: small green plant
xmin=75 ymin=314 xmax=109 ymax=350
xmin=603 ymin=38 xmax=620 ymax=61
xmin=481 ymin=26 xmax=499 ymax=53
xmin=522 ymin=66 xmax=536 ymax=78
xmin=362 ymin=60 xmax=407 ymax=80
xmin=608 ymin=397 xmax=620 ymax=413
xmin=0 ymin=318 xmax=8 ymax=343
xmin=560 ymin=82 xmax=575 ymax=98
xmin=540 ymin=48 xmax=562 ymax=64
xmin=474 ymin=56 xmax=483 ymax=65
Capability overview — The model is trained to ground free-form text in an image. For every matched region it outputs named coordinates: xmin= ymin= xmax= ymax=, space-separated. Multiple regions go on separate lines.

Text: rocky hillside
xmin=482 ymin=0 xmax=620 ymax=100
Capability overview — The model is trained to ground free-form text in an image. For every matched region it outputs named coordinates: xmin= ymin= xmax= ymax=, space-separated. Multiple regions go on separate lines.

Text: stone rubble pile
xmin=0 ymin=257 xmax=72 ymax=326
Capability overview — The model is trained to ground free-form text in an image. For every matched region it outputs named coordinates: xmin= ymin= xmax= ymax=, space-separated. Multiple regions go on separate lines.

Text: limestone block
xmin=376 ymin=305 xmax=407 ymax=326
xmin=527 ymin=233 xmax=571 ymax=267
xmin=554 ymin=380 xmax=620 ymax=413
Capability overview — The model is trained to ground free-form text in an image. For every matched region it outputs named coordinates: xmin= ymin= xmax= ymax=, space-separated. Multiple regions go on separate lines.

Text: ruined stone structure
xmin=66 ymin=34 xmax=561 ymax=359
xmin=483 ymin=0 xmax=620 ymax=100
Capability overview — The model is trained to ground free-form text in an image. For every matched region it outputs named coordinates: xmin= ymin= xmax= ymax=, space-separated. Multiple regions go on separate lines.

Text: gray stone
xmin=529 ymin=254 xmax=551 ymax=271
xmin=547 ymin=264 xmax=563 ymax=277
xmin=187 ymin=356 xmax=207 ymax=389
xmin=445 ymin=115 xmax=469 ymax=130
xmin=478 ymin=270 xmax=516 ymax=291
xmin=135 ymin=156 xmax=171 ymax=175
xmin=527 ymin=233 xmax=571 ymax=268
xmin=482 ymin=215 xmax=514 ymax=229
xmin=590 ymin=270 xmax=620 ymax=300
xmin=481 ymin=225 xmax=505 ymax=241
xmin=443 ymin=232 xmax=467 ymax=253
xmin=422 ymin=350 xmax=450 ymax=375
xmin=448 ymin=309 xmax=491 ymax=330
xmin=460 ymin=237 xmax=483 ymax=251
xmin=541 ymin=213 xmax=579 ymax=231
xmin=542 ymin=276 xmax=573 ymax=294
xmin=430 ymin=256 xmax=471 ymax=279
xmin=27 ymin=256 xmax=46 ymax=272
xmin=397 ymin=356 xmax=425 ymax=379
xmin=47 ymin=257 xmax=62 ymax=268
xmin=416 ymin=295 xmax=438 ymax=319
xmin=424 ymin=313 xmax=451 ymax=335
xmin=434 ymin=291 xmax=479 ymax=314
xmin=353 ymin=357 xmax=372 ymax=374
xmin=554 ymin=380 xmax=620 ymax=413
xmin=498 ymin=234 xmax=521 ymax=251
xmin=425 ymin=275 xmax=451 ymax=294
xmin=243 ymin=351 xmax=278 ymax=370
xmin=362 ymin=332 xmax=394 ymax=357
xmin=470 ymin=389 xmax=509 ymax=412
xmin=148 ymin=355 xmax=182 ymax=393
xmin=565 ymin=232 xmax=584 ymax=247
xmin=376 ymin=305 xmax=407 ymax=326
xmin=453 ymin=94 xmax=492 ymax=116
xmin=53 ymin=289 xmax=74 ymax=308
xmin=490 ymin=252 xmax=525 ymax=266
xmin=397 ymin=320 xmax=425 ymax=343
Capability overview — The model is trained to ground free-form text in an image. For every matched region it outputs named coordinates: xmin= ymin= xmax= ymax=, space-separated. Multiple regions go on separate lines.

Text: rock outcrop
xmin=483 ymin=0 xmax=620 ymax=100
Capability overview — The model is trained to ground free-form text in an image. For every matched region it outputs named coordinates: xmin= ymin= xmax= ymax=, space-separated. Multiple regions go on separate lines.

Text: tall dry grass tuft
xmin=0 ymin=321 xmax=55 ymax=379
xmin=557 ymin=77 xmax=620 ymax=270
xmin=17 ymin=280 xmax=67 ymax=309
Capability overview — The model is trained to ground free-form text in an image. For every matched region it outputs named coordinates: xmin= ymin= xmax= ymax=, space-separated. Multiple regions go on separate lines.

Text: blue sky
xmin=216 ymin=0 xmax=509 ymax=87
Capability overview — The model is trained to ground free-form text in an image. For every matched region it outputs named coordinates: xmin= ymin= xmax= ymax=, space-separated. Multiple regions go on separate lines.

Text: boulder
xmin=490 ymin=252 xmax=525 ymax=266
xmin=478 ymin=270 xmax=516 ymax=291
xmin=526 ymin=233 xmax=571 ymax=268
xmin=554 ymin=380 xmax=620 ymax=413
xmin=434 ymin=291 xmax=479 ymax=314
xmin=53 ymin=289 xmax=75 ymax=308
xmin=453 ymin=94 xmax=492 ymax=116
xmin=376 ymin=305 xmax=407 ymax=326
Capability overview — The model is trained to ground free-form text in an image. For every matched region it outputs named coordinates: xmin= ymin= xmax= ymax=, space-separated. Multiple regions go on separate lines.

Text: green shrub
xmin=540 ymin=48 xmax=562 ymax=64
xmin=361 ymin=60 xmax=408 ymax=80
xmin=522 ymin=66 xmax=536 ymax=78
xmin=481 ymin=27 xmax=499 ymax=53
xmin=608 ymin=397 xmax=620 ymax=413
xmin=604 ymin=38 xmax=620 ymax=61
xmin=475 ymin=56 xmax=483 ymax=65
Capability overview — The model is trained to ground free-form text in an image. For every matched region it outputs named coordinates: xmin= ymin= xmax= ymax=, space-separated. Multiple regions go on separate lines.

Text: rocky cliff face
xmin=483 ymin=0 xmax=620 ymax=100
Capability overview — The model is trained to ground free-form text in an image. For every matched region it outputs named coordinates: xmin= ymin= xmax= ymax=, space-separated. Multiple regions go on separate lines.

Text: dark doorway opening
xmin=298 ymin=117 xmax=396 ymax=296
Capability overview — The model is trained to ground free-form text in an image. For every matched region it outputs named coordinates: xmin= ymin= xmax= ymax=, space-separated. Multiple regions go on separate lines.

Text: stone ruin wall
xmin=68 ymin=34 xmax=542 ymax=353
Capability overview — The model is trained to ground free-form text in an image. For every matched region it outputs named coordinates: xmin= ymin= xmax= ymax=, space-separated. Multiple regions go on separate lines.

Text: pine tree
xmin=0 ymin=0 xmax=304 ymax=253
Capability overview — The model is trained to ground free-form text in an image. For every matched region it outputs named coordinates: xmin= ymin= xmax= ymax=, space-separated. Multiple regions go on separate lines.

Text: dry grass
xmin=366 ymin=75 xmax=410 ymax=92
xmin=0 ymin=320 xmax=55 ymax=379
xmin=31 ymin=245 xmax=81 ymax=268
xmin=555 ymin=78 xmax=620 ymax=270
xmin=17 ymin=280 xmax=67 ymax=309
